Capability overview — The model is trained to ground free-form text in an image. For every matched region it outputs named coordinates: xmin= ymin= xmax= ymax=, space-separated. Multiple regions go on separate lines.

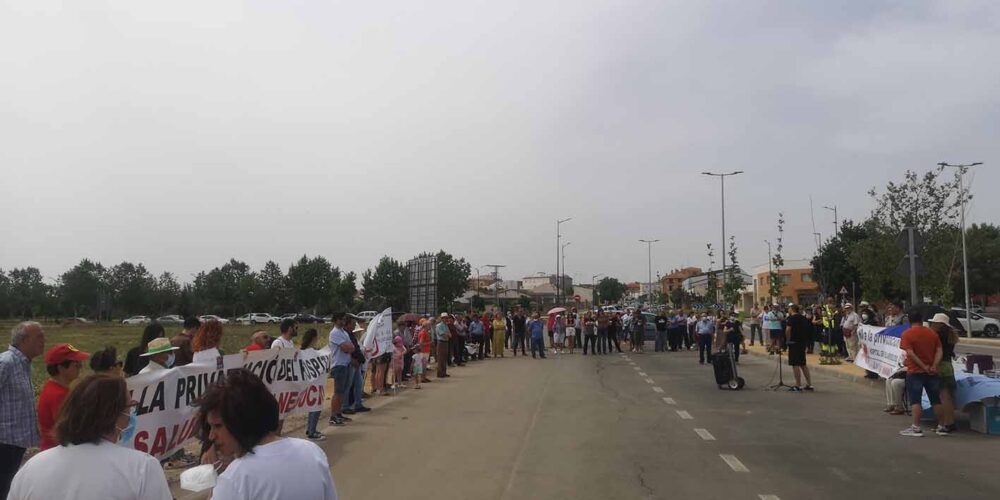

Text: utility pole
xmin=485 ymin=264 xmax=506 ymax=311
xmin=702 ymin=171 xmax=743 ymax=309
xmin=639 ymin=239 xmax=659 ymax=307
xmin=905 ymin=228 xmax=919 ymax=307
xmin=592 ymin=273 xmax=603 ymax=307
xmin=939 ymin=161 xmax=983 ymax=338
xmin=556 ymin=217 xmax=572 ymax=306
xmin=561 ymin=242 xmax=572 ymax=305
xmin=823 ymin=205 xmax=839 ymax=237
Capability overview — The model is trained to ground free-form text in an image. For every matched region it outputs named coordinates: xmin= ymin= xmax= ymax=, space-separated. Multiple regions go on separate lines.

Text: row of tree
xmin=811 ymin=166 xmax=1000 ymax=305
xmin=0 ymin=250 xmax=472 ymax=320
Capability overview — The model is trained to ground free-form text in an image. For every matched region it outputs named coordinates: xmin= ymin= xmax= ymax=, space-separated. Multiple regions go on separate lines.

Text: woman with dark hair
xmin=8 ymin=374 xmax=171 ymax=499
xmin=197 ymin=369 xmax=338 ymax=499
xmin=123 ymin=322 xmax=165 ymax=377
xmin=89 ymin=345 xmax=122 ymax=374
xmin=299 ymin=328 xmax=325 ymax=442
xmin=192 ymin=319 xmax=225 ymax=355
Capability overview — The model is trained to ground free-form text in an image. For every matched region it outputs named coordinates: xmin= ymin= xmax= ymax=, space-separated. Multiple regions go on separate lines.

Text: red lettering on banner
xmin=134 ymin=431 xmax=150 ymax=452
xmin=150 ymin=427 xmax=168 ymax=456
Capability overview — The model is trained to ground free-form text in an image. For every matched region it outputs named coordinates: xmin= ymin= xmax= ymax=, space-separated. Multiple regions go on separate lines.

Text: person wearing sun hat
xmin=37 ymin=344 xmax=90 ymax=451
xmin=927 ymin=312 xmax=959 ymax=434
xmin=138 ymin=338 xmax=179 ymax=375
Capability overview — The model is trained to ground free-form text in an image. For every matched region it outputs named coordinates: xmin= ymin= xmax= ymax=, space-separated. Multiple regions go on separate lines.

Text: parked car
xmin=198 ymin=314 xmax=230 ymax=324
xmin=951 ymin=308 xmax=1000 ymax=338
xmin=280 ymin=313 xmax=322 ymax=324
xmin=122 ymin=315 xmax=152 ymax=325
xmin=355 ymin=311 xmax=379 ymax=322
xmin=236 ymin=313 xmax=278 ymax=325
xmin=61 ymin=317 xmax=91 ymax=326
xmin=157 ymin=315 xmax=185 ymax=325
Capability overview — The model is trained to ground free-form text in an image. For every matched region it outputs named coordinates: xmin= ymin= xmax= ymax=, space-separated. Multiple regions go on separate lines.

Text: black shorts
xmin=787 ymin=344 xmax=807 ymax=366
xmin=375 ymin=353 xmax=391 ymax=365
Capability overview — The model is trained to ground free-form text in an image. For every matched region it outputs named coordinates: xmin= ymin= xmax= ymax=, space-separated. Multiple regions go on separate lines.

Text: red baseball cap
xmin=44 ymin=343 xmax=90 ymax=365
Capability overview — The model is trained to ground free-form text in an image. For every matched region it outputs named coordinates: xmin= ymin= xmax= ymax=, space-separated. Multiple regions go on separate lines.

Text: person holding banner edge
xmin=328 ymin=313 xmax=356 ymax=427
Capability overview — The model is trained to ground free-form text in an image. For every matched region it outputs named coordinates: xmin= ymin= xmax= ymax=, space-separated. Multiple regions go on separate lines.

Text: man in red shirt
xmin=243 ymin=331 xmax=271 ymax=352
xmin=898 ymin=311 xmax=944 ymax=437
xmin=37 ymin=344 xmax=90 ymax=450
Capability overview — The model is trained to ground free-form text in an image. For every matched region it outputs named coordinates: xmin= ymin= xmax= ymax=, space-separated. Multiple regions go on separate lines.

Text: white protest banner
xmin=124 ymin=346 xmax=332 ymax=461
xmin=361 ymin=307 xmax=394 ymax=359
xmin=854 ymin=324 xmax=908 ymax=378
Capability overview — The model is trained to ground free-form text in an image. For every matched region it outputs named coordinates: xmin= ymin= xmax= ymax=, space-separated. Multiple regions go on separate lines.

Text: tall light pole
xmin=822 ymin=205 xmax=839 ymax=237
xmin=556 ymin=217 xmax=572 ymax=306
xmin=702 ymin=171 xmax=743 ymax=309
xmin=638 ymin=239 xmax=659 ymax=306
xmin=561 ymin=242 xmax=572 ymax=304
xmin=939 ymin=161 xmax=983 ymax=338
xmin=592 ymin=273 xmax=603 ymax=307
xmin=485 ymin=264 xmax=506 ymax=311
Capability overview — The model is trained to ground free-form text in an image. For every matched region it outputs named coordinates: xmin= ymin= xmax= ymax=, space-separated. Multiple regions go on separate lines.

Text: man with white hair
xmin=0 ymin=322 xmax=46 ymax=498
xmin=841 ymin=303 xmax=861 ymax=362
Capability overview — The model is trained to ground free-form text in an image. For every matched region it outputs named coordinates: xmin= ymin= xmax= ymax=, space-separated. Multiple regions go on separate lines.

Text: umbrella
xmin=398 ymin=313 xmax=421 ymax=323
xmin=547 ymin=307 xmax=566 ymax=315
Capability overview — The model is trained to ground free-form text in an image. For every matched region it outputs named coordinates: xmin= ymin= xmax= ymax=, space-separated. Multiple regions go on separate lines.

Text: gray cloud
xmin=1 ymin=0 xmax=996 ymax=287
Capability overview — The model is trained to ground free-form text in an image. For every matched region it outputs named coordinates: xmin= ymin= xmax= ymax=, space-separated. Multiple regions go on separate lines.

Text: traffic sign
xmin=839 ymin=286 xmax=848 ymax=295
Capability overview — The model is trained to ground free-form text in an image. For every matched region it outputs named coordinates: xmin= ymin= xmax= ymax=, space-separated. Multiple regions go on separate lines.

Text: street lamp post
xmin=561 ymin=242 xmax=572 ymax=304
xmin=939 ymin=161 xmax=983 ymax=338
xmin=639 ymin=239 xmax=660 ymax=307
xmin=556 ymin=217 xmax=572 ymax=306
xmin=592 ymin=273 xmax=603 ymax=307
xmin=822 ymin=205 xmax=839 ymax=237
xmin=702 ymin=171 xmax=743 ymax=309
xmin=485 ymin=264 xmax=506 ymax=311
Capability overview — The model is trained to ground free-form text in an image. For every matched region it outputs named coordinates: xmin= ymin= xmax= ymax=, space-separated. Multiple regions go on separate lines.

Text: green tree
xmin=669 ymin=287 xmax=685 ymax=307
xmin=361 ymin=256 xmax=409 ymax=311
xmin=517 ymin=295 xmax=533 ymax=310
xmin=58 ymin=259 xmax=106 ymax=318
xmin=0 ymin=269 xmax=11 ymax=318
xmin=287 ymin=255 xmax=335 ymax=313
xmin=257 ymin=260 xmax=289 ymax=313
xmin=768 ymin=213 xmax=785 ymax=302
xmin=957 ymin=223 xmax=1000 ymax=299
xmin=419 ymin=251 xmax=471 ymax=312
xmin=8 ymin=267 xmax=51 ymax=318
xmin=722 ymin=236 xmax=746 ymax=308
xmin=811 ymin=220 xmax=866 ymax=298
xmin=329 ymin=271 xmax=357 ymax=312
xmin=470 ymin=294 xmax=486 ymax=311
xmin=597 ymin=277 xmax=626 ymax=304
xmin=705 ymin=243 xmax=718 ymax=306
xmin=108 ymin=262 xmax=156 ymax=317
xmin=195 ymin=259 xmax=254 ymax=316
xmin=153 ymin=272 xmax=181 ymax=315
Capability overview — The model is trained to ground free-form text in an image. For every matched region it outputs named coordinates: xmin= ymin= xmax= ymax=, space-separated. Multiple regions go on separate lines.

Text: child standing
xmin=391 ymin=336 xmax=405 ymax=390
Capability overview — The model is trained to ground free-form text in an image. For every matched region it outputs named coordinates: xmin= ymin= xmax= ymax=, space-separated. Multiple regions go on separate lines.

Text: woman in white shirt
xmin=198 ymin=368 xmax=338 ymax=500
xmin=8 ymin=374 xmax=172 ymax=500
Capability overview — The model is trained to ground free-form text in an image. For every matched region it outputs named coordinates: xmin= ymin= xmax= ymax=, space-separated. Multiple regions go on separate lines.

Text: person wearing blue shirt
xmin=695 ymin=314 xmax=716 ymax=364
xmin=527 ymin=314 xmax=546 ymax=359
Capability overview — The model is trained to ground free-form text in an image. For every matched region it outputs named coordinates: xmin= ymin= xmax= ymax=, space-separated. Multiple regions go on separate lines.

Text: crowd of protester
xmin=0 ymin=297 xmax=973 ymax=498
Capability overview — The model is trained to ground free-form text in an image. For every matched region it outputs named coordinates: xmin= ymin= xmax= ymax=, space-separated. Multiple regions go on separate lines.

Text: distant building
xmin=522 ymin=274 xmax=573 ymax=290
xmin=660 ymin=267 xmax=702 ymax=296
xmin=750 ymin=259 xmax=820 ymax=306
xmin=681 ymin=268 xmax=752 ymax=302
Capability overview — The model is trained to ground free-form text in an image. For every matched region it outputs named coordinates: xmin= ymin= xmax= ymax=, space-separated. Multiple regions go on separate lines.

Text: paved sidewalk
xmin=743 ymin=343 xmax=882 ymax=385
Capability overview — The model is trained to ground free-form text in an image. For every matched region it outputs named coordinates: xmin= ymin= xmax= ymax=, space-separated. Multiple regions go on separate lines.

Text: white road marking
xmin=720 ymin=454 xmax=749 ymax=472
xmin=676 ymin=410 xmax=693 ymax=420
xmin=758 ymin=495 xmax=780 ymax=500
xmin=638 ymin=371 xmax=648 ymax=376
xmin=828 ymin=466 xmax=851 ymax=482
xmin=632 ymin=366 xmax=641 ymax=371
xmin=652 ymin=386 xmax=664 ymax=393
xmin=645 ymin=378 xmax=655 ymax=384
xmin=662 ymin=397 xmax=676 ymax=405
xmin=694 ymin=428 xmax=716 ymax=441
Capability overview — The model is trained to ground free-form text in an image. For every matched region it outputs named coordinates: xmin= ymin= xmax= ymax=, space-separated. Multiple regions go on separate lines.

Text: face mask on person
xmin=166 ymin=353 xmax=176 ymax=368
xmin=117 ymin=407 xmax=138 ymax=446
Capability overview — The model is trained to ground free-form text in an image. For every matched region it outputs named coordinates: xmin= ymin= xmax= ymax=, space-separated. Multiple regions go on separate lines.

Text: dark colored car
xmin=292 ymin=313 xmax=321 ymax=324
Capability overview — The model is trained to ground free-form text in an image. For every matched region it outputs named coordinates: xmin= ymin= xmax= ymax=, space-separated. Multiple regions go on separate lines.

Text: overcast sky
xmin=2 ymin=0 xmax=997 ymax=287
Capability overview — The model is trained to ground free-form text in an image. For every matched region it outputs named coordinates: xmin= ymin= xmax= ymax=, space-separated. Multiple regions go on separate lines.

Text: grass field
xmin=0 ymin=320 xmax=328 ymax=395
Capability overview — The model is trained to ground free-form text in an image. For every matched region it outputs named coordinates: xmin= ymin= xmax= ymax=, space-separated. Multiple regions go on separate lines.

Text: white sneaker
xmin=899 ymin=426 xmax=923 ymax=437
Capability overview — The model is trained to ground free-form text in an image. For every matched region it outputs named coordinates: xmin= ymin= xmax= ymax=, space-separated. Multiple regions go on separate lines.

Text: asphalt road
xmin=316 ymin=346 xmax=999 ymax=500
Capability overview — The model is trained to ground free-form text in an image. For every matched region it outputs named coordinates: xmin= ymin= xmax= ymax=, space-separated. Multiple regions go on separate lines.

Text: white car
xmin=198 ymin=315 xmax=230 ymax=324
xmin=122 ymin=315 xmax=151 ymax=325
xmin=355 ymin=311 xmax=379 ymax=322
xmin=236 ymin=313 xmax=277 ymax=325
xmin=951 ymin=308 xmax=1000 ymax=338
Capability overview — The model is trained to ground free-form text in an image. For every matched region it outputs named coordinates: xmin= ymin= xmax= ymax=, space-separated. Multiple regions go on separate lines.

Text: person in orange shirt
xmin=37 ymin=344 xmax=90 ymax=450
xmin=898 ymin=310 xmax=944 ymax=437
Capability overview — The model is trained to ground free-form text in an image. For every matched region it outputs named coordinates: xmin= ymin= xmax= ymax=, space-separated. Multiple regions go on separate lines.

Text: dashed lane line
xmin=632 ymin=366 xmax=641 ymax=371
xmin=720 ymin=454 xmax=749 ymax=472
xmin=638 ymin=371 xmax=648 ymax=376
xmin=758 ymin=495 xmax=780 ymax=500
xmin=652 ymin=386 xmax=664 ymax=393
xmin=676 ymin=410 xmax=693 ymax=420
xmin=694 ymin=428 xmax=716 ymax=441
xmin=645 ymin=378 xmax=655 ymax=384
xmin=662 ymin=397 xmax=676 ymax=405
